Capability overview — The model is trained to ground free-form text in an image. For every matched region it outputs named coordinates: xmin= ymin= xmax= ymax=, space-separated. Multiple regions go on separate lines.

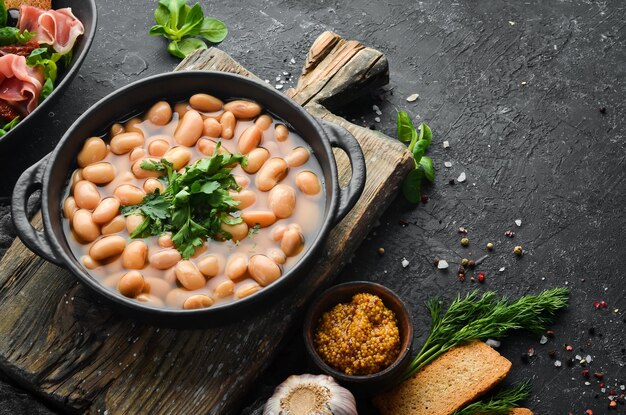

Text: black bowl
xmin=303 ymin=281 xmax=413 ymax=392
xmin=11 ymin=71 xmax=366 ymax=327
xmin=0 ymin=0 xmax=97 ymax=145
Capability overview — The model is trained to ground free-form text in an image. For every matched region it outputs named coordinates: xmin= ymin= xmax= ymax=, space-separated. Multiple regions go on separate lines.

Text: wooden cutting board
xmin=0 ymin=32 xmax=413 ymax=414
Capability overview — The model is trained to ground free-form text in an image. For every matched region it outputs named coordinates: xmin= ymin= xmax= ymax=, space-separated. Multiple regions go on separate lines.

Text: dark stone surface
xmin=1 ymin=0 xmax=625 ymax=413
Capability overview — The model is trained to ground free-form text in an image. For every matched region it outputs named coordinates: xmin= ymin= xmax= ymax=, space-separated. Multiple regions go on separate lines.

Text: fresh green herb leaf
xmin=195 ymin=17 xmax=228 ymax=43
xmin=26 ymin=47 xmax=66 ymax=101
xmin=168 ymin=37 xmax=207 ymax=59
xmin=0 ymin=28 xmax=35 ymax=46
xmin=419 ymin=156 xmax=435 ymax=183
xmin=396 ymin=111 xmax=417 ymax=143
xmin=0 ymin=117 xmax=20 ymax=137
xmin=402 ymin=288 xmax=569 ymax=382
xmin=402 ymin=169 xmax=423 ymax=203
xmin=419 ymin=123 xmax=433 ymax=147
xmin=0 ymin=1 xmax=7 ymax=27
xmin=397 ymin=111 xmax=435 ymax=203
xmin=150 ymin=0 xmax=228 ymax=59
xmin=453 ymin=383 xmax=531 ymax=415
xmin=121 ymin=143 xmax=247 ymax=259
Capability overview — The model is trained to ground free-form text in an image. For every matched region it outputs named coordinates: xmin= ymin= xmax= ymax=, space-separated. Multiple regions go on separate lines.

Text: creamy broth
xmin=63 ymin=97 xmax=325 ymax=309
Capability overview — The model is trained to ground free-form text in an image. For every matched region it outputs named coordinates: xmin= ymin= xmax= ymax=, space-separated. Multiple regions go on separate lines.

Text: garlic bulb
xmin=263 ymin=374 xmax=357 ymax=415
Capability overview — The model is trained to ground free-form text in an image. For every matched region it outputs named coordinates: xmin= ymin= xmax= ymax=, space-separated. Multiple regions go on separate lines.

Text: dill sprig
xmin=402 ymin=288 xmax=569 ymax=381
xmin=453 ymin=382 xmax=531 ymax=415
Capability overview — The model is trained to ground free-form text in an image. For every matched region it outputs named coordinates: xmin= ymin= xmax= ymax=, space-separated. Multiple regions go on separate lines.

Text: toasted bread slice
xmin=5 ymin=0 xmax=52 ymax=10
xmin=373 ymin=341 xmax=512 ymax=415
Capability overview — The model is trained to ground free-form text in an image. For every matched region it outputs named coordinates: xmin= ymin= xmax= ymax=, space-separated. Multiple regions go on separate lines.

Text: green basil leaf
xmin=419 ymin=156 xmax=435 ymax=183
xmin=175 ymin=37 xmax=207 ymax=58
xmin=397 ymin=111 xmax=417 ymax=143
xmin=179 ymin=3 xmax=204 ymax=35
xmin=419 ymin=123 xmax=433 ymax=147
xmin=197 ymin=17 xmax=228 ymax=43
xmin=0 ymin=28 xmax=35 ymax=46
xmin=154 ymin=4 xmax=170 ymax=26
xmin=165 ymin=0 xmax=187 ymax=29
xmin=166 ymin=40 xmax=186 ymax=59
xmin=402 ymin=168 xmax=423 ymax=204
xmin=149 ymin=25 xmax=168 ymax=36
xmin=0 ymin=1 xmax=7 ymax=27
xmin=41 ymin=78 xmax=54 ymax=100
xmin=412 ymin=139 xmax=429 ymax=162
xmin=0 ymin=117 xmax=20 ymax=137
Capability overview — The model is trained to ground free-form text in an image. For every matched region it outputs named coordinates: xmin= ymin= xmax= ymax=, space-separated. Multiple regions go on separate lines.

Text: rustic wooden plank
xmin=0 ymin=31 xmax=413 ymax=414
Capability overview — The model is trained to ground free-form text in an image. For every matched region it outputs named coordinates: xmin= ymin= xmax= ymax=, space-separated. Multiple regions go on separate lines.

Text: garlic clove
xmin=263 ymin=374 xmax=357 ymax=415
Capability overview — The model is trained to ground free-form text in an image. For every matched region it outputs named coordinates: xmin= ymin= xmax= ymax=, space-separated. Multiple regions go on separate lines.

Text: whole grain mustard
xmin=314 ymin=293 xmax=401 ymax=375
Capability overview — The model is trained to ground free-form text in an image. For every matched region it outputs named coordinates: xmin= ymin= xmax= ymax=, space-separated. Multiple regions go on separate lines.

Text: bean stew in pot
xmin=62 ymin=94 xmax=325 ymax=310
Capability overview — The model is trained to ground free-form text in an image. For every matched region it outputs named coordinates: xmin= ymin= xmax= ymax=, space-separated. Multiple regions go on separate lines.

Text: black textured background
xmin=0 ymin=0 xmax=625 ymax=414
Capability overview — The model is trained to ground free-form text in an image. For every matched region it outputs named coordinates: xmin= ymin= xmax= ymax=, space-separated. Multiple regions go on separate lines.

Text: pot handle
xmin=11 ymin=156 xmax=62 ymax=266
xmin=318 ymin=119 xmax=367 ymax=226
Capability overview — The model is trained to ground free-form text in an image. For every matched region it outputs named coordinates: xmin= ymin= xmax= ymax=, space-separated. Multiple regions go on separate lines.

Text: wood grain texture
xmin=0 ymin=31 xmax=412 ymax=414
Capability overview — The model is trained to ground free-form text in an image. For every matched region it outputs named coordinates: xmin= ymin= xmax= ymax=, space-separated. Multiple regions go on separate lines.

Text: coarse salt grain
xmin=515 ymin=219 xmax=522 ymax=227
xmin=457 ymin=172 xmax=466 ymax=183
xmin=406 ymin=93 xmax=419 ymax=102
xmin=372 ymin=105 xmax=380 ymax=111
xmin=554 ymin=360 xmax=562 ymax=367
xmin=401 ymin=258 xmax=410 ymax=268
xmin=290 ymin=58 xmax=295 ymax=64
xmin=586 ymin=355 xmax=592 ymax=363
xmin=444 ymin=161 xmax=452 ymax=168
xmin=437 ymin=260 xmax=449 ymax=269
xmin=443 ymin=140 xmax=450 ymax=148
xmin=275 ymin=84 xmax=283 ymax=90
xmin=540 ymin=335 xmax=548 ymax=344
xmin=499 ymin=267 xmax=506 ymax=272
xmin=486 ymin=339 xmax=501 ymax=348
xmin=374 ymin=117 xmax=381 ymax=122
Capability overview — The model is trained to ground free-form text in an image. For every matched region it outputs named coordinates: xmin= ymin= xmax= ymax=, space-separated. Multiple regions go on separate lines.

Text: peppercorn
xmin=505 ymin=230 xmax=515 ymax=238
xmin=448 ymin=179 xmax=455 ymax=185
xmin=433 ymin=257 xmax=440 ymax=266
xmin=458 ymin=274 xmax=465 ymax=282
xmin=594 ymin=372 xmax=604 ymax=379
xmin=609 ymin=401 xmax=617 ymax=408
xmin=468 ymin=260 xmax=476 ymax=269
xmin=477 ymin=272 xmax=485 ymax=283
xmin=461 ymin=258 xmax=469 ymax=267
xmin=458 ymin=227 xmax=468 ymax=234
xmin=581 ymin=369 xmax=590 ymax=377
xmin=513 ymin=245 xmax=523 ymax=256
xmin=470 ymin=276 xmax=475 ymax=282
xmin=377 ymin=247 xmax=385 ymax=256
xmin=420 ymin=194 xmax=429 ymax=203
xmin=460 ymin=237 xmax=469 ymax=247
xmin=599 ymin=107 xmax=607 ymax=114
xmin=486 ymin=242 xmax=494 ymax=250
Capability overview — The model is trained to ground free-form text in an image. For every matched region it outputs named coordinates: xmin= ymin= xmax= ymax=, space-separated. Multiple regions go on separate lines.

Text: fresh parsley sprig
xmin=149 ymin=0 xmax=228 ymax=59
xmin=0 ymin=117 xmax=19 ymax=137
xmin=121 ymin=144 xmax=247 ymax=259
xmin=396 ymin=111 xmax=434 ymax=203
xmin=402 ymin=288 xmax=569 ymax=381
xmin=453 ymin=383 xmax=531 ymax=415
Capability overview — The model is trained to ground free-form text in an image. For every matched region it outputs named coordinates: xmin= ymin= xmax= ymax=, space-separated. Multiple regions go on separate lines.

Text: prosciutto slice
xmin=19 ymin=6 xmax=85 ymax=55
xmin=0 ymin=54 xmax=44 ymax=114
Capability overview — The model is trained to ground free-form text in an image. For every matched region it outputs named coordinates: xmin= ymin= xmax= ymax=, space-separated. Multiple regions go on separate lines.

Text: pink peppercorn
xmin=477 ymin=272 xmax=485 ymax=283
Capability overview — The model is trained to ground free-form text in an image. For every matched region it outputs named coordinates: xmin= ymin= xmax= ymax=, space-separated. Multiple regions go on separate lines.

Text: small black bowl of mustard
xmin=303 ymin=281 xmax=414 ymax=391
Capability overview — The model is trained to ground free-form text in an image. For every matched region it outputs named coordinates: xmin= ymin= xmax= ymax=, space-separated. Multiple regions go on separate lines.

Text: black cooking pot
xmin=12 ymin=71 xmax=366 ymax=327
